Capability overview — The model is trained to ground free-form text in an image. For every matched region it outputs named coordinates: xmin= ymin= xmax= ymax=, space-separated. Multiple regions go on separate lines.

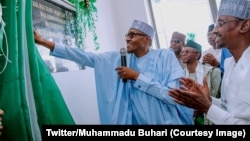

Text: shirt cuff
xmin=207 ymin=104 xmax=228 ymax=124
xmin=134 ymin=74 xmax=151 ymax=91
xmin=50 ymin=43 xmax=66 ymax=57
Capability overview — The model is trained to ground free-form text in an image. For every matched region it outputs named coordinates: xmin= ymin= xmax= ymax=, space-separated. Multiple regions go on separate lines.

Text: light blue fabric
xmin=220 ymin=48 xmax=232 ymax=74
xmin=50 ymin=44 xmax=194 ymax=125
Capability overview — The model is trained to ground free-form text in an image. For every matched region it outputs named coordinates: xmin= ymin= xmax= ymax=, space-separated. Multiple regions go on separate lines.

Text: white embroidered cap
xmin=218 ymin=0 xmax=250 ymax=19
xmin=130 ymin=20 xmax=155 ymax=40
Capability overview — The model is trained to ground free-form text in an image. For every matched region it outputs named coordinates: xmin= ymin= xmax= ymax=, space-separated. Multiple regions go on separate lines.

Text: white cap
xmin=130 ymin=20 xmax=155 ymax=40
xmin=218 ymin=0 xmax=250 ymax=19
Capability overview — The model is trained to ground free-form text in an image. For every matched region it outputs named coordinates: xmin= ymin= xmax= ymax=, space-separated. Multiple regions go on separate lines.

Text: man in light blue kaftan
xmin=34 ymin=20 xmax=194 ymax=124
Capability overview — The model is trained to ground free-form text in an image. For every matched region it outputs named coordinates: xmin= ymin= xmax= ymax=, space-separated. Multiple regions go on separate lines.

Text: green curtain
xmin=0 ymin=0 xmax=75 ymax=140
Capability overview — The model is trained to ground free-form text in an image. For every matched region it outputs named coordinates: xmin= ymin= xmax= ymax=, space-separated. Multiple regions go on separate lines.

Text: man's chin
xmin=215 ymin=43 xmax=225 ymax=49
xmin=127 ymin=50 xmax=132 ymax=53
xmin=126 ymin=46 xmax=132 ymax=53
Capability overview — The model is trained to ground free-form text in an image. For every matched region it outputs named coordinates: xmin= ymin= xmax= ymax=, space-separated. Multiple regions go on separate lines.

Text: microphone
xmin=120 ymin=48 xmax=127 ymax=83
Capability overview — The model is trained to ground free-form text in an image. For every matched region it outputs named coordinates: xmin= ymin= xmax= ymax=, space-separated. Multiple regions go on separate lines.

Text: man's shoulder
xmin=151 ymin=48 xmax=173 ymax=55
xmin=203 ymin=65 xmax=221 ymax=75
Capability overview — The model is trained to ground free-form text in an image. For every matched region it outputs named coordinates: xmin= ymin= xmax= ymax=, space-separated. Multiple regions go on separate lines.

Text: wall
xmin=52 ymin=68 xmax=99 ymax=124
xmin=52 ymin=0 xmax=151 ymax=124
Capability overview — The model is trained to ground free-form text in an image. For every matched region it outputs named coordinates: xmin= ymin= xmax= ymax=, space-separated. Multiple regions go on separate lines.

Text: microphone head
xmin=120 ymin=48 xmax=127 ymax=56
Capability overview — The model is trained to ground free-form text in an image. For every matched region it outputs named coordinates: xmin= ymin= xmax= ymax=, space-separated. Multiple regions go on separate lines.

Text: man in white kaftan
xmin=208 ymin=48 xmax=250 ymax=124
xmin=168 ymin=0 xmax=250 ymax=124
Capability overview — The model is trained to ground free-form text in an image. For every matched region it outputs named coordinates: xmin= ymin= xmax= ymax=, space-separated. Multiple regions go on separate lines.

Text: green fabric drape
xmin=0 ymin=0 xmax=75 ymax=140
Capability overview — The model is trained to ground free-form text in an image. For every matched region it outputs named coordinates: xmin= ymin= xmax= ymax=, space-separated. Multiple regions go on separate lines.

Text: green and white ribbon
xmin=0 ymin=4 xmax=11 ymax=74
xmin=67 ymin=0 xmax=99 ymax=50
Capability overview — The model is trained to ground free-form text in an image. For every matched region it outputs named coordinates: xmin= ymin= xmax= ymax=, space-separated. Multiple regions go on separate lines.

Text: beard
xmin=215 ymin=36 xmax=225 ymax=49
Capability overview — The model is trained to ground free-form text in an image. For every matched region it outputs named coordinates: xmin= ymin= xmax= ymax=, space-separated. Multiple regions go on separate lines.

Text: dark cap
xmin=185 ymin=40 xmax=202 ymax=53
xmin=208 ymin=24 xmax=214 ymax=32
xmin=171 ymin=32 xmax=186 ymax=41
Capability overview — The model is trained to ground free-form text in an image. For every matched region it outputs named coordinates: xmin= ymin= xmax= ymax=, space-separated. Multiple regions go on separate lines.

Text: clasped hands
xmin=168 ymin=77 xmax=212 ymax=114
xmin=202 ymin=53 xmax=219 ymax=67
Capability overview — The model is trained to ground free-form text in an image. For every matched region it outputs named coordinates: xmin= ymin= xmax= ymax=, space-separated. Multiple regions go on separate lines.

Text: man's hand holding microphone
xmin=115 ymin=48 xmax=139 ymax=83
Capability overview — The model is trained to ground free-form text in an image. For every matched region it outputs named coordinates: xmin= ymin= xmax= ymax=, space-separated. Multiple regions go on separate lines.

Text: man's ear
xmin=146 ymin=36 xmax=152 ymax=46
xmin=196 ymin=52 xmax=201 ymax=60
xmin=240 ymin=19 xmax=250 ymax=33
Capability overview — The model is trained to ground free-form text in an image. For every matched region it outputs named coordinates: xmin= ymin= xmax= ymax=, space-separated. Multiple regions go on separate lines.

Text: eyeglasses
xmin=171 ymin=40 xmax=181 ymax=44
xmin=125 ymin=32 xmax=147 ymax=38
xmin=215 ymin=19 xmax=243 ymax=28
xmin=181 ymin=50 xmax=198 ymax=55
